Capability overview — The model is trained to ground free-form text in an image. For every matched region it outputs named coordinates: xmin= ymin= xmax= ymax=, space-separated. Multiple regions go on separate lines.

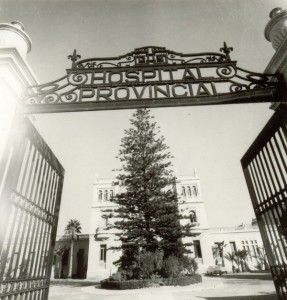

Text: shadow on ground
xmin=197 ymin=292 xmax=277 ymax=300
xmin=50 ymin=280 xmax=98 ymax=287
xmin=224 ymin=274 xmax=272 ymax=281
xmin=204 ymin=272 xmax=272 ymax=281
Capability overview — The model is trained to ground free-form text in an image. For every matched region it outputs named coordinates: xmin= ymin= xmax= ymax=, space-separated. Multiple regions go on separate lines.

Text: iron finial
xmin=220 ymin=42 xmax=233 ymax=61
xmin=68 ymin=49 xmax=81 ymax=68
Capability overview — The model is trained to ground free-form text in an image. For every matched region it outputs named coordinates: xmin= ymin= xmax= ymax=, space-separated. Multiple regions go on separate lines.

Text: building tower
xmin=86 ymin=171 xmax=209 ymax=279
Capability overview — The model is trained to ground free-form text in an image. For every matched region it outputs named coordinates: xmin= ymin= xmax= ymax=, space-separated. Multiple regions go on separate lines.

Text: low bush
xmin=101 ymin=279 xmax=157 ymax=290
xmin=179 ymin=256 xmax=198 ymax=275
xmin=136 ymin=251 xmax=156 ymax=279
xmin=109 ymin=269 xmax=133 ymax=281
xmin=100 ymin=274 xmax=202 ymax=290
xmin=161 ymin=255 xmax=180 ymax=278
xmin=109 ymin=272 xmax=124 ymax=282
xmin=161 ymin=275 xmax=202 ymax=286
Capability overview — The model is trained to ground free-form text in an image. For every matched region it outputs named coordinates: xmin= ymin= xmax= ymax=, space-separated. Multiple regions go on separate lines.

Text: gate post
xmin=0 ymin=21 xmax=37 ymax=162
xmin=0 ymin=21 xmax=37 ymax=255
xmin=264 ymin=7 xmax=287 ymax=110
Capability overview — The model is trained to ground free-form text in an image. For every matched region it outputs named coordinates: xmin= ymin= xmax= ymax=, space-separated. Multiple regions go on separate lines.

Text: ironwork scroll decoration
xmin=24 ymin=44 xmax=280 ymax=108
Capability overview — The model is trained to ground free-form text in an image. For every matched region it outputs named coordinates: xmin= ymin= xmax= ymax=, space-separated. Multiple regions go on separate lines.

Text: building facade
xmin=86 ymin=172 xmax=265 ymax=279
xmin=53 ymin=234 xmax=89 ymax=279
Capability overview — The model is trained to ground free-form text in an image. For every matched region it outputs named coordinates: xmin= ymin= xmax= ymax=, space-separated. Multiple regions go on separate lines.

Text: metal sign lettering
xmin=23 ymin=44 xmax=282 ymax=114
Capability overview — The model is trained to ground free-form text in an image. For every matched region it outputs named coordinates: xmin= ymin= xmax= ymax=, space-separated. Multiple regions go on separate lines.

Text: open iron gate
xmin=0 ymin=117 xmax=64 ymax=300
xmin=241 ymin=105 xmax=287 ymax=299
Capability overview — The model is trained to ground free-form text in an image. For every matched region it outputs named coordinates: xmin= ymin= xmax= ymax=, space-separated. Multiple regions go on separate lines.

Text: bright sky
xmin=1 ymin=0 xmax=286 ymax=235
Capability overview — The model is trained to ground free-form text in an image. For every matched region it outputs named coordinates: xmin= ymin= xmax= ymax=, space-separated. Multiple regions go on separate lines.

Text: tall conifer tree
xmin=110 ymin=108 xmax=188 ymax=269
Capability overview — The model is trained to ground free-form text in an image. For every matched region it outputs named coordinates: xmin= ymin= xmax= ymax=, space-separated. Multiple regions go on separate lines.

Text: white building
xmin=87 ymin=172 xmax=265 ymax=279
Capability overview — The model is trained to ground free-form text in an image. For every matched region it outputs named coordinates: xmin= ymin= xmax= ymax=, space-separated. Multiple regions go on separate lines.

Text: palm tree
xmin=234 ymin=249 xmax=248 ymax=272
xmin=65 ymin=219 xmax=82 ymax=278
xmin=252 ymin=246 xmax=269 ymax=271
xmin=224 ymin=252 xmax=236 ymax=272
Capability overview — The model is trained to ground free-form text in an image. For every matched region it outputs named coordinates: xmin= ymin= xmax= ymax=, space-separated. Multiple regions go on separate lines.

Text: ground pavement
xmin=48 ymin=273 xmax=277 ymax=300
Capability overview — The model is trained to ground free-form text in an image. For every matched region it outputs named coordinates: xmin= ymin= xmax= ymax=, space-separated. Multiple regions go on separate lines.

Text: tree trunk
xmin=68 ymin=239 xmax=74 ymax=278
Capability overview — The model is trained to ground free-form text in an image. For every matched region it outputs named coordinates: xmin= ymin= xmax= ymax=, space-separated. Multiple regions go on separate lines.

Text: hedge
xmin=100 ymin=274 xmax=202 ymax=290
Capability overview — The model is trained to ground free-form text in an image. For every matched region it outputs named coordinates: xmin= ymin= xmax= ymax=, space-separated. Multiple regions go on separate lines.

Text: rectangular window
xmin=252 ymin=245 xmax=257 ymax=257
xmin=230 ymin=242 xmax=237 ymax=253
xmin=192 ymin=185 xmax=198 ymax=197
xmin=246 ymin=246 xmax=251 ymax=261
xmin=101 ymin=216 xmax=108 ymax=228
xmin=193 ymin=240 xmax=202 ymax=258
xmin=100 ymin=245 xmax=107 ymax=262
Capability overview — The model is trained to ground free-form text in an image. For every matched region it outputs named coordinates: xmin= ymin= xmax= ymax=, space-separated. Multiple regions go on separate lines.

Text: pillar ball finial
xmin=264 ymin=7 xmax=287 ymax=50
xmin=11 ymin=21 xmax=25 ymax=31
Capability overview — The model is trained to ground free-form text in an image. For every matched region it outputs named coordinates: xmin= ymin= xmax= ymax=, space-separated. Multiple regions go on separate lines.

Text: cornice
xmin=0 ymin=23 xmax=32 ymax=53
xmin=0 ymin=48 xmax=38 ymax=86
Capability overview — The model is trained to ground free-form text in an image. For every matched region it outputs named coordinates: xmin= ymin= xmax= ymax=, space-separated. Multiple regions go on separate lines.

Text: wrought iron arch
xmin=23 ymin=43 xmax=285 ymax=114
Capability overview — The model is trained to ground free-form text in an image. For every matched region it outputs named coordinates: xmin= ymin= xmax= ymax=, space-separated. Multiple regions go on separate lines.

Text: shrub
xmin=136 ymin=250 xmax=163 ymax=279
xmin=101 ymin=279 xmax=155 ymax=290
xmin=161 ymin=255 xmax=180 ymax=278
xmin=244 ymin=261 xmax=251 ymax=272
xmin=154 ymin=250 xmax=164 ymax=271
xmin=162 ymin=275 xmax=202 ymax=286
xmin=254 ymin=262 xmax=263 ymax=271
xmin=179 ymin=256 xmax=198 ymax=275
xmin=100 ymin=274 xmax=202 ymax=289
xmin=137 ymin=251 xmax=156 ymax=279
xmin=123 ymin=269 xmax=134 ymax=280
xmin=131 ymin=266 xmax=142 ymax=279
xmin=189 ymin=258 xmax=198 ymax=274
xmin=109 ymin=272 xmax=124 ymax=282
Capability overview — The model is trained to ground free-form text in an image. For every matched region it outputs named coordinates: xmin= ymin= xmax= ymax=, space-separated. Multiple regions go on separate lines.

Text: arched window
xmin=187 ymin=186 xmax=192 ymax=197
xmin=98 ymin=190 xmax=102 ymax=201
xmin=181 ymin=186 xmax=186 ymax=197
xmin=192 ymin=185 xmax=198 ymax=197
xmin=104 ymin=190 xmax=108 ymax=201
xmin=110 ymin=190 xmax=114 ymax=200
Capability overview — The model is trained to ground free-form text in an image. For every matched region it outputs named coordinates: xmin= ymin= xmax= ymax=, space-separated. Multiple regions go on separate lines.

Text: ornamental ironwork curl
xmin=229 ymin=83 xmax=248 ymax=92
xmin=216 ymin=65 xmax=237 ymax=78
xmin=67 ymin=72 xmax=88 ymax=85
xmin=23 ymin=44 xmax=280 ymax=111
xmin=43 ymin=93 xmax=59 ymax=104
xmin=73 ymin=45 xmax=230 ymax=69
xmin=61 ymin=91 xmax=78 ymax=103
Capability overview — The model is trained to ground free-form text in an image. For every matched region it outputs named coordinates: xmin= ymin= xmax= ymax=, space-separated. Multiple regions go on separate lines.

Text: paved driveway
xmin=48 ymin=275 xmax=277 ymax=300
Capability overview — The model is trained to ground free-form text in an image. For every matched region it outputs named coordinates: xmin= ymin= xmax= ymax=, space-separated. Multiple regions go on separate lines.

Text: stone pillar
xmin=264 ymin=8 xmax=287 ymax=110
xmin=0 ymin=21 xmax=37 ymax=162
xmin=0 ymin=21 xmax=38 ymax=251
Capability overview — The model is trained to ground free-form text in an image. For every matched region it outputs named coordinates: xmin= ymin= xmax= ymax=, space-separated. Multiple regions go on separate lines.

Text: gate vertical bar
xmin=0 ymin=116 xmax=64 ymax=300
xmin=242 ymin=105 xmax=287 ymax=299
